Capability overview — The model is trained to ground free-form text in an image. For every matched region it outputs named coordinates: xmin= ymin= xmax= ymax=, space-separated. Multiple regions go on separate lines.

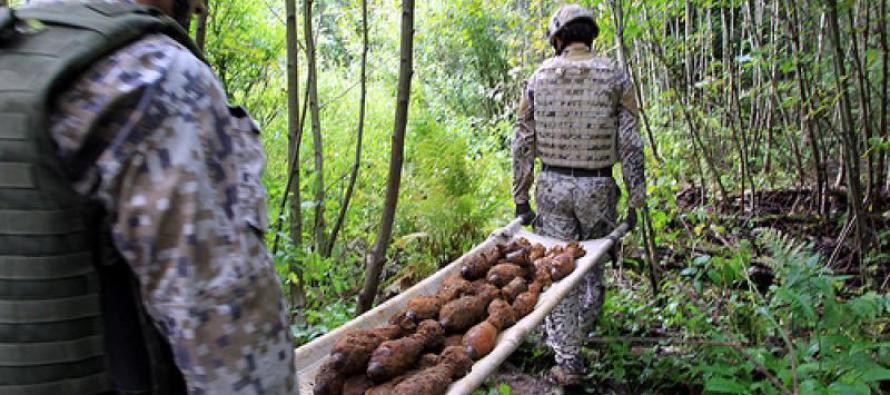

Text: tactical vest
xmin=0 ymin=3 xmax=199 ymax=394
xmin=532 ymin=56 xmax=621 ymax=170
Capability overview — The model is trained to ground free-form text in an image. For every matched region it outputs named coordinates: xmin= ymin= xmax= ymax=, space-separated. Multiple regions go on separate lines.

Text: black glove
xmin=623 ymin=207 xmax=637 ymax=231
xmin=515 ymin=202 xmax=536 ymax=226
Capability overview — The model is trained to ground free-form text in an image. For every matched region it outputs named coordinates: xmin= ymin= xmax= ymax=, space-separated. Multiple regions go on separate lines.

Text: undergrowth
xmin=500 ymin=229 xmax=890 ymax=394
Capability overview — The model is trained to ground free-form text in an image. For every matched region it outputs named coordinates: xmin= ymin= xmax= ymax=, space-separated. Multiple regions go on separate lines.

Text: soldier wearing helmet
xmin=512 ymin=4 xmax=646 ymax=387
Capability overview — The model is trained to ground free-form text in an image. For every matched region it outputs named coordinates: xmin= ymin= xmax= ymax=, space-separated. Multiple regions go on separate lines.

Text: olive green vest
xmin=532 ymin=56 xmax=621 ymax=170
xmin=0 ymin=3 xmax=198 ymax=394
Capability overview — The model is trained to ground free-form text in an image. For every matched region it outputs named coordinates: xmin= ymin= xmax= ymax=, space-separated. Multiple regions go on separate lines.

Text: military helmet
xmin=546 ymin=4 xmax=599 ymax=47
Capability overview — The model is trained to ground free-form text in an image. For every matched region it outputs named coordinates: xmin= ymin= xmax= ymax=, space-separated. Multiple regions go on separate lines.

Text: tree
xmin=357 ymin=0 xmax=415 ymax=315
xmin=194 ymin=2 xmax=209 ymax=54
xmin=825 ymin=0 xmax=867 ymax=261
xmin=304 ymin=0 xmax=326 ymax=253
xmin=284 ymin=0 xmax=305 ymax=311
xmin=325 ymin=0 xmax=368 ymax=258
xmin=881 ymin=0 xmax=889 ymax=194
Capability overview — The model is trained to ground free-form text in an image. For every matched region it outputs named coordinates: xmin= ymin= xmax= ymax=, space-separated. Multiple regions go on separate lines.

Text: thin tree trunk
xmin=272 ymin=74 xmax=312 ymax=255
xmin=304 ymin=0 xmax=326 ymax=253
xmin=611 ymin=0 xmax=659 ymax=295
xmin=684 ymin=0 xmax=693 ymax=98
xmin=612 ymin=0 xmax=627 ymax=70
xmin=847 ymin=5 xmax=874 ymax=206
xmin=880 ymin=0 xmax=889 ymax=194
xmin=784 ymin=0 xmax=827 ymax=214
xmin=325 ymin=0 xmax=368 ymax=257
xmin=825 ymin=0 xmax=866 ymax=262
xmin=762 ymin=0 xmax=781 ymax=185
xmin=283 ymin=0 xmax=304 ymax=312
xmin=357 ymin=0 xmax=415 ymax=315
xmin=194 ymin=1 xmax=209 ymax=54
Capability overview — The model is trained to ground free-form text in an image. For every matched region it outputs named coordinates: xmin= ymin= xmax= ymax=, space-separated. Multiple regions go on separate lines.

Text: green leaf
xmin=694 ymin=255 xmax=712 ymax=265
xmin=800 ymin=379 xmax=826 ymax=394
xmin=828 ymin=381 xmax=869 ymax=395
xmin=859 ymin=367 xmax=890 ymax=382
xmin=704 ymin=377 xmax=748 ymax=394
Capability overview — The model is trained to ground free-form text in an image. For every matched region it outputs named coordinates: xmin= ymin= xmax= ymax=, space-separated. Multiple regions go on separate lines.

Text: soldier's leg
xmin=574 ymin=176 xmax=619 ymax=319
xmin=544 ymin=273 xmax=591 ymax=380
xmin=544 ymin=177 xmax=619 ymax=383
xmin=533 ymin=172 xmax=588 ymax=383
xmin=574 ymin=177 xmax=620 ymax=353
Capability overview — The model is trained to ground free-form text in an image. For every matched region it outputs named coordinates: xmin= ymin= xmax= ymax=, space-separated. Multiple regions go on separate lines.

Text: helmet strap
xmin=552 ymin=37 xmax=564 ymax=56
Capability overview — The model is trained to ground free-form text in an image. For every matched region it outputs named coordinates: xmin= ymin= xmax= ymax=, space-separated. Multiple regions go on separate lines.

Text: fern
xmin=706 ymin=229 xmax=890 ymax=393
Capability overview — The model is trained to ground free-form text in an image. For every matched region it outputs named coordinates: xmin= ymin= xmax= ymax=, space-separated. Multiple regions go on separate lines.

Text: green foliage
xmin=400 ymin=111 xmax=503 ymax=266
xmin=203 ymin=0 xmax=285 ymax=125
xmin=273 ymin=240 xmax=360 ymax=344
xmin=417 ymin=0 xmax=517 ymax=121
xmin=583 ymin=229 xmax=889 ymax=394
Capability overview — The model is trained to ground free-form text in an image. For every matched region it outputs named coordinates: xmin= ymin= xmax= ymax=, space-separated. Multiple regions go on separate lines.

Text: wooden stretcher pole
xmin=446 ymin=223 xmax=631 ymax=395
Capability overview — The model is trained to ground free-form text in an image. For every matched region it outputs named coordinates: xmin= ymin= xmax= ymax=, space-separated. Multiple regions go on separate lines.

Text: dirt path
xmin=489 ymin=367 xmax=563 ymax=395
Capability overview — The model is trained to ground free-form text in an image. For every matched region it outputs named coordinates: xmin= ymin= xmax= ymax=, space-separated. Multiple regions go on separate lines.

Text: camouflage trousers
xmin=534 ymin=170 xmax=618 ymax=375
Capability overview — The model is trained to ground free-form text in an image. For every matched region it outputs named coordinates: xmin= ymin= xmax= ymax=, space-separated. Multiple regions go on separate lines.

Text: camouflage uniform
xmin=34 ymin=0 xmax=296 ymax=392
xmin=512 ymin=36 xmax=646 ymax=376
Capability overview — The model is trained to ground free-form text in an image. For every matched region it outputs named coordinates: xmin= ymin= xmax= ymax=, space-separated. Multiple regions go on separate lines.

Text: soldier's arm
xmin=617 ymin=72 xmax=646 ymax=208
xmin=512 ymin=81 xmax=536 ymax=206
xmin=86 ymin=46 xmax=295 ymax=394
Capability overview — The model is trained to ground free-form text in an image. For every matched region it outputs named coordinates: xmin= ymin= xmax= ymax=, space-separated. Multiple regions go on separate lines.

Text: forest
xmin=13 ymin=0 xmax=885 ymax=392
xmin=174 ymin=0 xmax=890 ymax=393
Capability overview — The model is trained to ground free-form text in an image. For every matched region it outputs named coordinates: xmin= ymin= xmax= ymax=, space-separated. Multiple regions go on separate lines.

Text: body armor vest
xmin=532 ymin=56 xmax=621 ymax=170
xmin=0 ymin=3 xmax=199 ymax=394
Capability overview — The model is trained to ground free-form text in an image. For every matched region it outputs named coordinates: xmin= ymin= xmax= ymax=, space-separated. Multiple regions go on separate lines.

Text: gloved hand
xmin=623 ymin=207 xmax=637 ymax=231
xmin=515 ymin=202 xmax=536 ymax=226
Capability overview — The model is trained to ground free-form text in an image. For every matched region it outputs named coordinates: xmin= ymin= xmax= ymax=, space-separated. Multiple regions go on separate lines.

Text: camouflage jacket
xmin=37 ymin=1 xmax=296 ymax=393
xmin=513 ymin=45 xmax=646 ymax=209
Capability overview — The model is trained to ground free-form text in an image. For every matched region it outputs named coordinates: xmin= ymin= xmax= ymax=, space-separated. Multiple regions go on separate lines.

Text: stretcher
xmin=294 ymin=219 xmax=629 ymax=394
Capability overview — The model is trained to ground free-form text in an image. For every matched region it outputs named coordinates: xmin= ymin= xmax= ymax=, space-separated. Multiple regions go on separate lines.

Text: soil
xmin=486 ymin=365 xmax=563 ymax=395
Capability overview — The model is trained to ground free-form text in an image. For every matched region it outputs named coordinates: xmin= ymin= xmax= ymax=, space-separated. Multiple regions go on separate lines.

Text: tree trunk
xmin=825 ymin=0 xmax=866 ymax=261
xmin=880 ymin=0 xmax=889 ymax=194
xmin=357 ymin=0 xmax=415 ymax=315
xmin=784 ymin=0 xmax=827 ymax=213
xmin=272 ymin=75 xmax=312 ymax=254
xmin=0 ymin=0 xmax=7 ymax=7
xmin=846 ymin=5 xmax=874 ymax=206
xmin=325 ymin=0 xmax=368 ymax=257
xmin=194 ymin=1 xmax=209 ymax=54
xmin=304 ymin=0 xmax=326 ymax=253
xmin=610 ymin=0 xmax=659 ymax=296
xmin=284 ymin=0 xmax=305 ymax=312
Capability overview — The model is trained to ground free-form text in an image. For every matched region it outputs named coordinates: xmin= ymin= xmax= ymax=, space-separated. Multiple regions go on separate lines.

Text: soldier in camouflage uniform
xmin=512 ymin=4 xmax=646 ymax=387
xmin=2 ymin=0 xmax=296 ymax=393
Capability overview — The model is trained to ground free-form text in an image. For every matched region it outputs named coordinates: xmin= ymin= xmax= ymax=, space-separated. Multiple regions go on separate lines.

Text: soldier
xmin=0 ymin=0 xmax=295 ymax=394
xmin=512 ymin=4 xmax=646 ymax=387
